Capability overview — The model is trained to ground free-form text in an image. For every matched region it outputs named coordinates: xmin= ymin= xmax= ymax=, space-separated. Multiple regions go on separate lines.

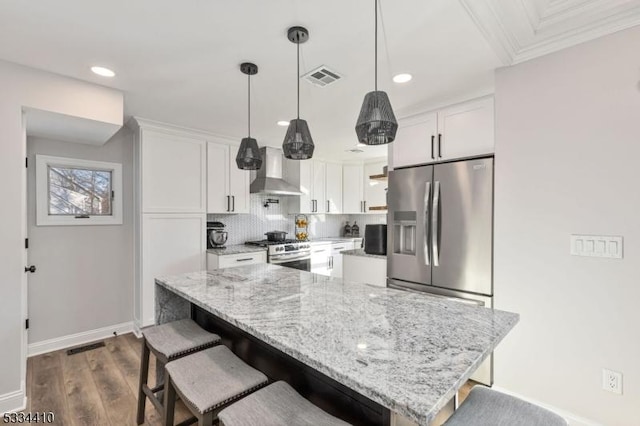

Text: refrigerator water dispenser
xmin=393 ymin=211 xmax=417 ymax=255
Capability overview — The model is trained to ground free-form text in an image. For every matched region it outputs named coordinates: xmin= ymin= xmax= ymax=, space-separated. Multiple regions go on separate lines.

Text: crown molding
xmin=460 ymin=0 xmax=640 ymax=65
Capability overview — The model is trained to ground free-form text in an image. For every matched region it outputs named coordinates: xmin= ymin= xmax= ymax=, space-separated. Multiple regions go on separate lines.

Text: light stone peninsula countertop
xmin=155 ymin=264 xmax=518 ymax=425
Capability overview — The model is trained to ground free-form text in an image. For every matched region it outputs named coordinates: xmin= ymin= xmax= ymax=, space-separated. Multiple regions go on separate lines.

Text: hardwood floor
xmin=24 ymin=333 xmax=478 ymax=426
xmin=25 ymin=333 xmax=191 ymax=426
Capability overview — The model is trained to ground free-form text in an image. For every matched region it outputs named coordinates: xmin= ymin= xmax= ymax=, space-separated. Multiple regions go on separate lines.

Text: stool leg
xmin=163 ymin=373 xmax=176 ymax=426
xmin=136 ymin=338 xmax=151 ymax=425
xmin=198 ymin=412 xmax=213 ymax=426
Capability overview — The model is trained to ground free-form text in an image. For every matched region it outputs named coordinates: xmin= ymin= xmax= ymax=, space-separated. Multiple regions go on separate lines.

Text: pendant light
xmin=282 ymin=26 xmax=314 ymax=160
xmin=355 ymin=0 xmax=398 ymax=145
xmin=236 ymin=62 xmax=263 ymax=170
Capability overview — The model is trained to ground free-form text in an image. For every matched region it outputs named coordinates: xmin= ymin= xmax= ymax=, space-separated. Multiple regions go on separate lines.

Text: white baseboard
xmin=0 ymin=384 xmax=26 ymax=414
xmin=492 ymin=386 xmax=603 ymax=426
xmin=27 ymin=321 xmax=134 ymax=357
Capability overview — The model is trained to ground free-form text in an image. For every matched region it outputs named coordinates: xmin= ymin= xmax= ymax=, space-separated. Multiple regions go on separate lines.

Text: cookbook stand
xmin=295 ymin=215 xmax=309 ymax=241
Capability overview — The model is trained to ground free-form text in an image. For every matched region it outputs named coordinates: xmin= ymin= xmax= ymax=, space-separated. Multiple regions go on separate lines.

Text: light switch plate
xmin=570 ymin=235 xmax=623 ymax=259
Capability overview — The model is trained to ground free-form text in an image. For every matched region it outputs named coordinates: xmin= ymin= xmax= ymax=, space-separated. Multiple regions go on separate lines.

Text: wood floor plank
xmin=85 ymin=341 xmax=137 ymax=425
xmin=61 ymin=350 xmax=110 ymax=426
xmin=117 ymin=333 xmax=193 ymax=425
xmin=29 ymin=351 xmax=72 ymax=425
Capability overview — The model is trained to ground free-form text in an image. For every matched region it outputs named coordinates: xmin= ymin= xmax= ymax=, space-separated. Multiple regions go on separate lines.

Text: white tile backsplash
xmin=208 ymin=194 xmax=386 ymax=245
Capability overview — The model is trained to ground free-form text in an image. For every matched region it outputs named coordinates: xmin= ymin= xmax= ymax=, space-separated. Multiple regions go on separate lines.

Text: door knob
xmin=24 ymin=265 xmax=36 ymax=273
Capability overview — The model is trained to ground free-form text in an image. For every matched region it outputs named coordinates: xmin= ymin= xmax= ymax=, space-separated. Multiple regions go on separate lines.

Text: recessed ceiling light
xmin=277 ymin=120 xmax=290 ymax=127
xmin=91 ymin=66 xmax=116 ymax=77
xmin=393 ymin=73 xmax=412 ymax=83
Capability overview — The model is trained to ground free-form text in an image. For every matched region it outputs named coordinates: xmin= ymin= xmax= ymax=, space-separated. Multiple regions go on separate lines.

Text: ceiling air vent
xmin=303 ymin=66 xmax=342 ymax=87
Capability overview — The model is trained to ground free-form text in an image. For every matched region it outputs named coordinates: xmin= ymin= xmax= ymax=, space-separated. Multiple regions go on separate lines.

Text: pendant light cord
xmin=247 ymin=72 xmax=251 ymax=138
xmin=375 ymin=0 xmax=378 ymax=92
xmin=297 ymin=39 xmax=300 ymax=119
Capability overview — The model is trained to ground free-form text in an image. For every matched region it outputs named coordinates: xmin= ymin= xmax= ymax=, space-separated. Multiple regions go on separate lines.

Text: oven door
xmin=269 ymin=252 xmax=311 ymax=272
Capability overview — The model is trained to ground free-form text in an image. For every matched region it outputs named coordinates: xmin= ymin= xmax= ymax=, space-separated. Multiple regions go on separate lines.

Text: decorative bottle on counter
xmin=352 ymin=221 xmax=360 ymax=237
xmin=343 ymin=221 xmax=352 ymax=237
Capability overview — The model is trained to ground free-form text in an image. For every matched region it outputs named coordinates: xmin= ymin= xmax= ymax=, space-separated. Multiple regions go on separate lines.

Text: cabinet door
xmin=207 ymin=142 xmax=230 ymax=213
xmin=228 ymin=157 xmax=251 ymax=214
xmin=297 ymin=160 xmax=314 ymax=214
xmin=325 ymin=162 xmax=343 ymax=214
xmin=141 ymin=129 xmax=206 ymax=213
xmin=437 ymin=97 xmax=494 ymax=161
xmin=392 ymin=112 xmax=438 ymax=169
xmin=311 ymin=245 xmax=331 ymax=276
xmin=141 ymin=214 xmax=205 ymax=327
xmin=343 ymin=164 xmax=364 ymax=213
xmin=312 ymin=161 xmax=326 ymax=214
xmin=364 ymin=161 xmax=387 ymax=213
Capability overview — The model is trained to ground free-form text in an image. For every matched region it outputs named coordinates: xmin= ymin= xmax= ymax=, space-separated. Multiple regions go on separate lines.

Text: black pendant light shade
xmin=236 ymin=62 xmax=263 ymax=170
xmin=356 ymin=91 xmax=398 ymax=145
xmin=283 ymin=119 xmax=314 ymax=160
xmin=283 ymin=26 xmax=314 ymax=160
xmin=355 ymin=0 xmax=397 ymax=145
xmin=236 ymin=137 xmax=261 ymax=169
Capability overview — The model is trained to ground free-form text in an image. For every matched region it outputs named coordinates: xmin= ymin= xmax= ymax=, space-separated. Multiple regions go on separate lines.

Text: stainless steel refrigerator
xmin=387 ymin=156 xmax=494 ymax=384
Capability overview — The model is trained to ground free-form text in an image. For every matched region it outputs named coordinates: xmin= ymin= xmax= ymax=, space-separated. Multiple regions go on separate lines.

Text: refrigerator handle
xmin=424 ymin=181 xmax=431 ymax=266
xmin=432 ymin=181 xmax=440 ymax=266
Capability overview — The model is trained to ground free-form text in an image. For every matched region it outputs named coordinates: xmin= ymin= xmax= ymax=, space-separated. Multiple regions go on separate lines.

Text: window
xmin=36 ymin=155 xmax=123 ymax=226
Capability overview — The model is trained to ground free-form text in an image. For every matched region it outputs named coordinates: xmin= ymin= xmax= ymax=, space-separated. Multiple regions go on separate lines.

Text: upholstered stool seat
xmin=164 ymin=345 xmax=269 ymax=426
xmin=136 ymin=319 xmax=221 ymax=425
xmin=218 ymin=381 xmax=351 ymax=426
xmin=443 ymin=386 xmax=567 ymax=426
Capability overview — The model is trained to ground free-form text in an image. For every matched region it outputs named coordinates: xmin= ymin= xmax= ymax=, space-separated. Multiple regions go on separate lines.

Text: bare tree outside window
xmin=48 ymin=166 xmax=112 ymax=216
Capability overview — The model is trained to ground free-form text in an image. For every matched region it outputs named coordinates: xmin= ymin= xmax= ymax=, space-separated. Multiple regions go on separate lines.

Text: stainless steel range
xmin=245 ymin=240 xmax=311 ymax=271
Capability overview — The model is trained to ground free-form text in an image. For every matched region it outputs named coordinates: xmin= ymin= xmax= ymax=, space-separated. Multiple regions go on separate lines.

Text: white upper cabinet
xmin=141 ymin=128 xmax=206 ymax=213
xmin=437 ymin=97 xmax=494 ymax=161
xmin=207 ymin=142 xmax=230 ymax=213
xmin=287 ymin=160 xmax=339 ymax=214
xmin=207 ymin=140 xmax=250 ymax=214
xmin=343 ymin=164 xmax=364 ymax=214
xmin=312 ymin=161 xmax=327 ymax=214
xmin=390 ymin=96 xmax=494 ymax=168
xmin=325 ymin=162 xmax=343 ymax=214
xmin=393 ymin=112 xmax=438 ymax=168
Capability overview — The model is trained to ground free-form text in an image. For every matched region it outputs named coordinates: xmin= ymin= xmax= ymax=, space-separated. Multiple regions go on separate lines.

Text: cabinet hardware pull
xmin=438 ymin=133 xmax=442 ymax=158
xmin=227 ymin=195 xmax=231 ymax=212
xmin=232 ymin=195 xmax=235 ymax=212
xmin=431 ymin=135 xmax=435 ymax=160
xmin=236 ymin=258 xmax=253 ymax=262
xmin=327 ymin=200 xmax=330 ymax=213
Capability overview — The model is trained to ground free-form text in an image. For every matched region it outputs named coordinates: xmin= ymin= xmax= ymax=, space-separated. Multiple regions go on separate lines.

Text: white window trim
xmin=35 ymin=154 xmax=123 ymax=226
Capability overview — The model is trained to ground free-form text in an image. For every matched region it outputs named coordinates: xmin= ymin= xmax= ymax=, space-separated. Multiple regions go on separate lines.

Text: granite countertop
xmin=342 ymin=248 xmax=386 ymax=260
xmin=206 ymin=245 xmax=267 ymax=256
xmin=156 ymin=264 xmax=518 ymax=425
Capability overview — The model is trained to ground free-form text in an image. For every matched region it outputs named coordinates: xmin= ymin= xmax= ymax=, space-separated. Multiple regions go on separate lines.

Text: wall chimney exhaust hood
xmin=250 ymin=147 xmax=302 ymax=196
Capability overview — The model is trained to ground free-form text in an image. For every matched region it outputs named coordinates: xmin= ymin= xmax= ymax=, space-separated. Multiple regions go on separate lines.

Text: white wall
xmin=0 ymin=59 xmax=122 ymax=412
xmin=26 ymin=130 xmax=134 ymax=346
xmin=493 ymin=27 xmax=640 ymax=425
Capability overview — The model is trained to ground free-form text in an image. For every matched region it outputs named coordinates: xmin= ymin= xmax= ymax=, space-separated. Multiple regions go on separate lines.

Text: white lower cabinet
xmin=343 ymin=254 xmax=387 ymax=287
xmin=139 ymin=213 xmax=206 ymax=327
xmin=310 ymin=243 xmax=332 ymax=276
xmin=207 ymin=251 xmax=267 ymax=270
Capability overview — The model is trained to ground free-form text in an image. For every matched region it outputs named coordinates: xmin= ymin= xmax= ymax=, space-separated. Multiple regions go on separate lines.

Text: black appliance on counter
xmin=364 ymin=224 xmax=387 ymax=255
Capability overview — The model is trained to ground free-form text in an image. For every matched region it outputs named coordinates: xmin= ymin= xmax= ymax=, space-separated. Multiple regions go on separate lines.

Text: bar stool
xmin=164 ymin=345 xmax=269 ymax=426
xmin=443 ymin=386 xmax=567 ymax=426
xmin=136 ymin=319 xmax=221 ymax=425
xmin=218 ymin=381 xmax=351 ymax=426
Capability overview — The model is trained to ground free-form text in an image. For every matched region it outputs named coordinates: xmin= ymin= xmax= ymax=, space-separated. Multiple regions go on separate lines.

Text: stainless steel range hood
xmin=250 ymin=147 xmax=302 ymax=196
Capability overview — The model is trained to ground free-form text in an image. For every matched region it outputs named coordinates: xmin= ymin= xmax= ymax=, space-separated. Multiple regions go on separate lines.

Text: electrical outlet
xmin=602 ymin=369 xmax=623 ymax=395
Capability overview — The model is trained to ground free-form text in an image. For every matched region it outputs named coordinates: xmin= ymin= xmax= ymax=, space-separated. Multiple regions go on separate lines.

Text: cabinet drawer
xmin=211 ymin=252 xmax=267 ymax=269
